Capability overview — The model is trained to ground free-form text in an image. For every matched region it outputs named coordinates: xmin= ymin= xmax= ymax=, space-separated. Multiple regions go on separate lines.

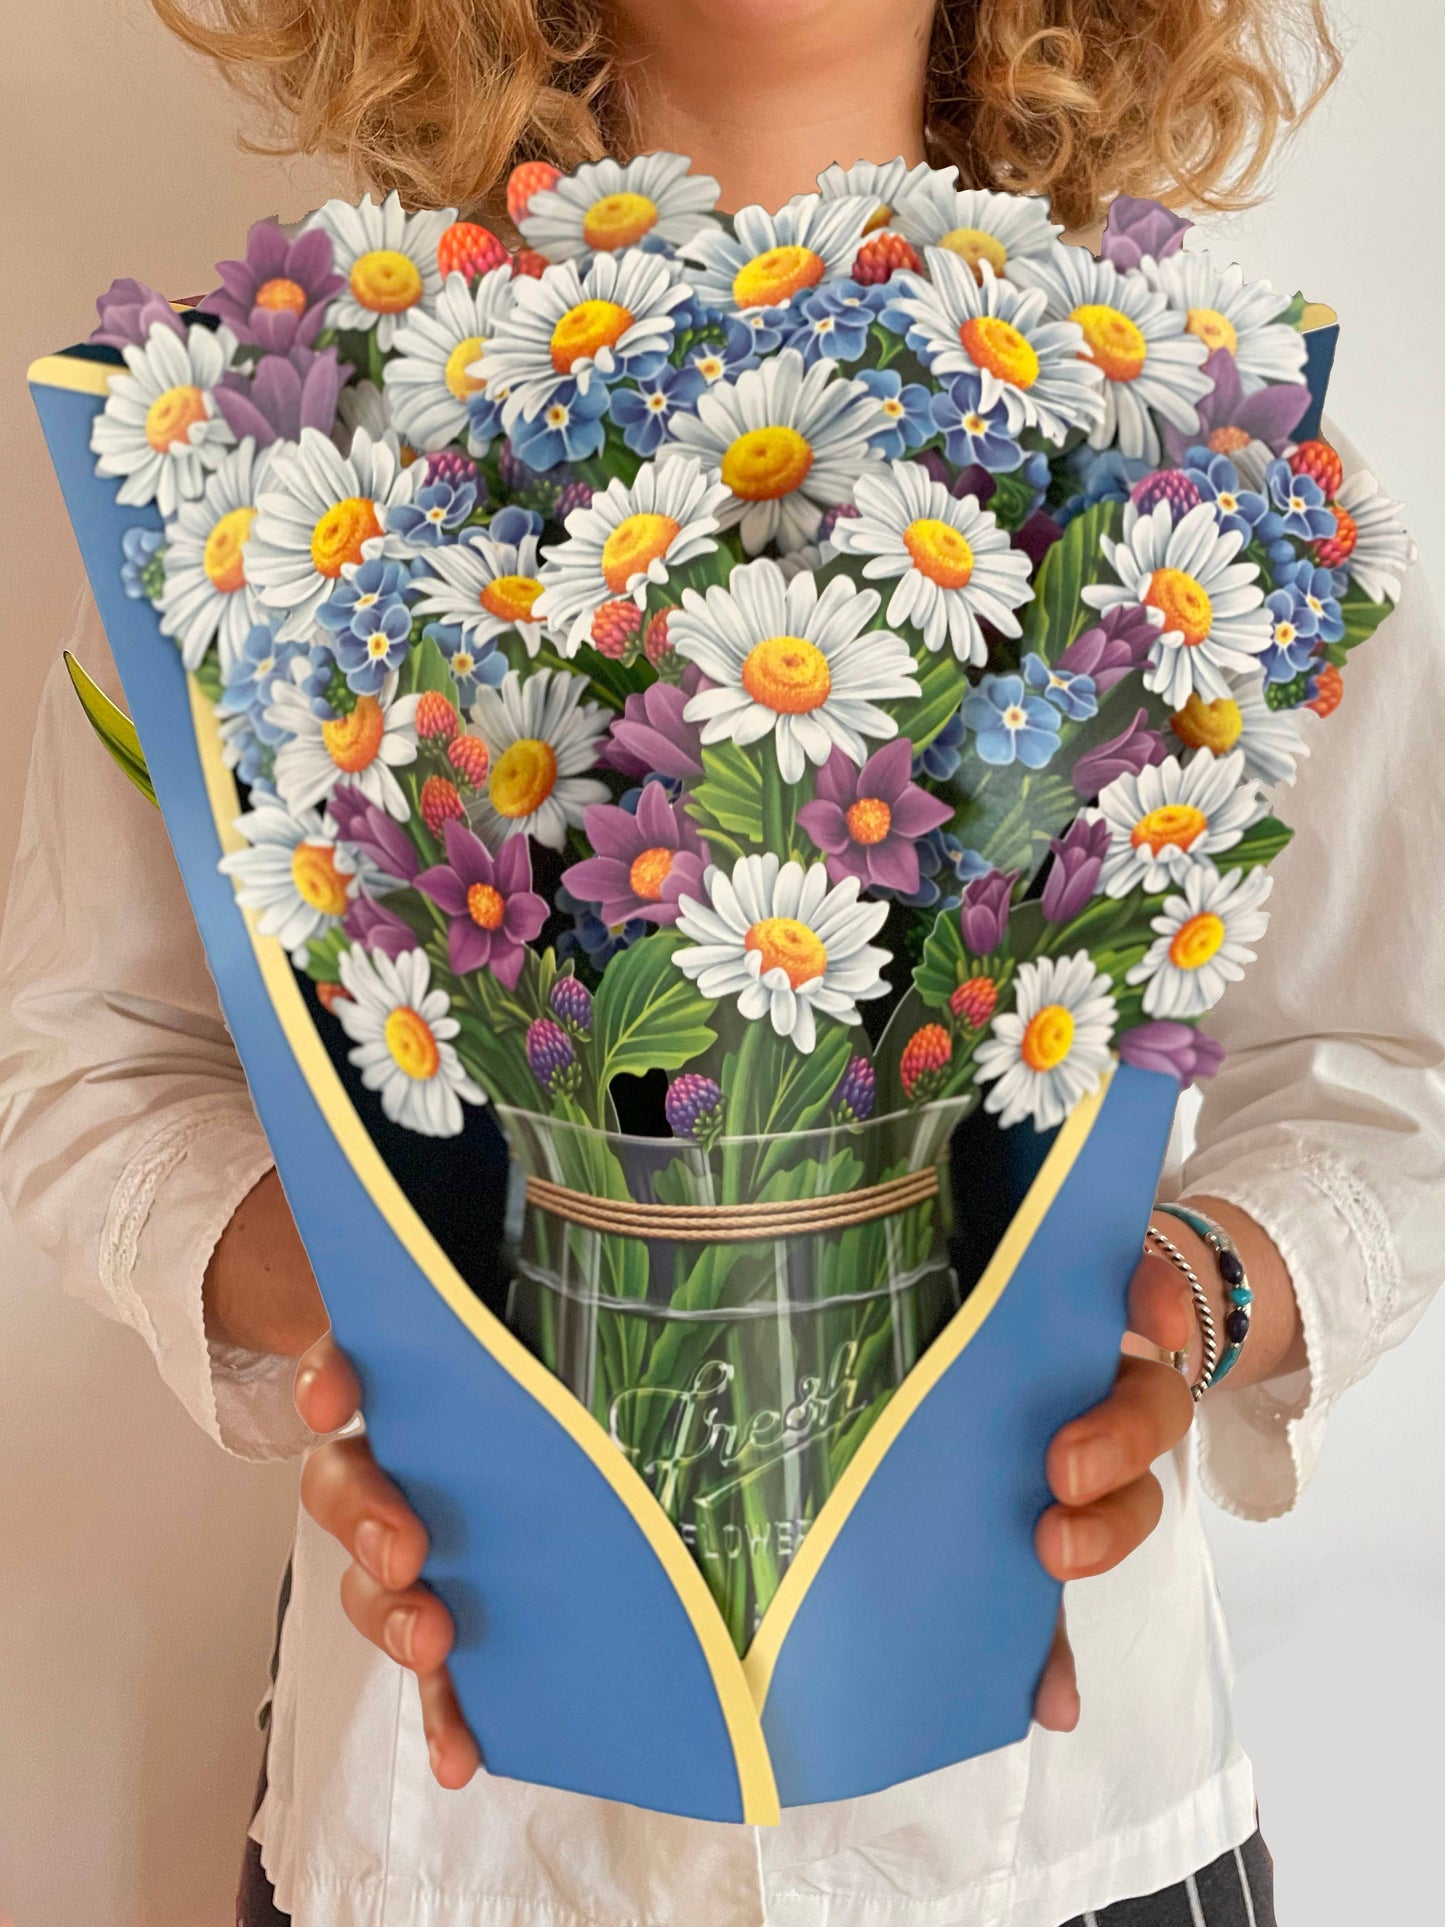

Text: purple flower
xmin=796 ymin=739 xmax=952 ymax=894
xmin=1163 ymin=349 xmax=1311 ymax=466
xmin=214 ymin=345 xmax=346 ymax=447
xmin=1130 ymin=469 xmax=1202 ymax=522
xmin=426 ymin=449 xmax=481 ymax=494
xmin=327 ymin=784 xmax=420 ymax=882
xmin=1058 ymin=605 xmax=1158 ymax=694
xmin=526 ymin=1018 xmax=577 ymax=1097
xmin=959 ymin=867 xmax=1017 ymax=957
xmin=600 ymin=671 xmax=706 ymax=782
xmin=562 ymin=782 xmax=708 ymax=928
xmin=550 ymin=975 xmax=594 ymax=1037
xmin=1118 ymin=1021 xmax=1224 ymax=1084
xmin=1071 ymin=708 xmax=1169 ymax=798
xmin=342 ymin=895 xmax=420 ymax=959
xmin=1041 ymin=817 xmax=1110 ymax=923
xmin=91 ymin=277 xmax=185 ymax=351
xmin=665 ymin=1073 xmax=725 ymax=1142
xmin=416 ymin=822 xmax=547 ymax=986
xmin=833 ymin=1054 xmax=877 ymax=1124
xmin=1099 ymin=196 xmax=1191 ymax=273
xmin=200 ymin=222 xmax=343 ymax=352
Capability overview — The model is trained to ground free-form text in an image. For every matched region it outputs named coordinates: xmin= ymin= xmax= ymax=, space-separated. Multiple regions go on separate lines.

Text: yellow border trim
xmin=27 ymin=352 xmax=117 ymax=397
xmin=741 ymin=1073 xmax=1112 ymax=1711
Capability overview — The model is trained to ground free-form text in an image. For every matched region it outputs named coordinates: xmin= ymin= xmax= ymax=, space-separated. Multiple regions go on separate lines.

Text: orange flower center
xmin=254 ymin=276 xmax=309 ymax=316
xmin=444 ymin=334 xmax=487 ymax=401
xmin=144 ymin=383 xmax=208 ymax=454
xmin=1130 ymin=802 xmax=1209 ymax=856
xmin=1071 ymin=303 xmax=1148 ymax=383
xmin=939 ymin=227 xmax=1008 ymax=281
xmin=903 ymin=516 xmax=975 ymax=589
xmin=202 ymin=505 xmax=256 ymax=593
xmin=845 ymin=797 xmax=892 ymax=845
xmin=959 ymin=314 xmax=1039 ymax=389
xmin=488 ymin=737 xmax=557 ymax=818
xmin=601 ymin=512 xmax=682 ymax=593
xmin=349 ymin=248 xmax=423 ymax=314
xmin=320 ymin=695 xmax=386 ymax=773
xmin=1020 ymin=1003 xmax=1075 ymax=1073
xmin=629 ymin=846 xmax=676 ymax=898
xmin=1186 ymin=306 xmax=1238 ymax=355
xmin=550 ymin=298 xmax=634 ymax=373
xmin=467 ymin=881 xmax=506 ymax=929
xmin=1168 ymin=911 xmax=1227 ymax=971
xmin=1170 ymin=693 xmax=1243 ymax=755
xmin=310 ymin=496 xmax=383 ymax=578
xmin=479 ymin=573 xmax=542 ymax=623
xmin=720 ymin=425 xmax=814 ymax=500
xmin=582 ymin=191 xmax=659 ymax=251
xmin=732 ymin=244 xmax=826 ymax=310
xmin=289 ymin=841 xmax=351 ymax=916
xmin=1144 ymin=568 xmax=1213 ymax=647
xmin=384 ymin=1005 xmax=441 ymax=1079
xmin=740 ymin=634 xmax=832 ymax=714
xmin=1207 ymin=425 xmax=1253 ymax=455
xmin=744 ymin=916 xmax=827 ymax=988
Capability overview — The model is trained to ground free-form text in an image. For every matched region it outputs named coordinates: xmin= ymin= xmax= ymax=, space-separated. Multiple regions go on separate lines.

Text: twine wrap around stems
xmin=524 ymin=1162 xmax=943 ymax=1243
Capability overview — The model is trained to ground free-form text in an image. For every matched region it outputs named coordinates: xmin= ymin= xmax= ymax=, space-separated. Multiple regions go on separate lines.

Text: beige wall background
xmin=2 ymin=4 xmax=1442 ymax=1925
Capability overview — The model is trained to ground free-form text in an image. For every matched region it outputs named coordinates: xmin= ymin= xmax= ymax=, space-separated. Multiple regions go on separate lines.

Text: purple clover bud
xmin=1057 ymin=604 xmax=1158 ymax=694
xmin=549 ymin=975 xmax=594 ymax=1037
xmin=665 ymin=1074 xmax=725 ymax=1141
xmin=833 ymin=1054 xmax=877 ymax=1124
xmin=526 ymin=1018 xmax=576 ymax=1096
xmin=426 ymin=449 xmax=481 ymax=494
xmin=959 ymin=868 xmax=1017 ymax=958
xmin=556 ymin=479 xmax=595 ymax=519
xmin=1117 ymin=1021 xmax=1225 ymax=1084
xmin=819 ymin=502 xmax=861 ymax=543
xmin=1099 ymin=195 xmax=1192 ymax=273
xmin=1072 ymin=708 xmax=1169 ymax=799
xmin=1041 ymin=817 xmax=1111 ymax=923
xmin=1130 ymin=470 xmax=1201 ymax=521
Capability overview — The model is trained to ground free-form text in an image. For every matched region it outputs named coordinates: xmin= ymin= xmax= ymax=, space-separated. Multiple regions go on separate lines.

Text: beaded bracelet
xmin=1156 ymin=1202 xmax=1254 ymax=1389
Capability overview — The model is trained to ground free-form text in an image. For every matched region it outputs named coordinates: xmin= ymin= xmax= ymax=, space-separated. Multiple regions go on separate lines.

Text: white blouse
xmin=2 ymin=427 xmax=1442 ymax=1927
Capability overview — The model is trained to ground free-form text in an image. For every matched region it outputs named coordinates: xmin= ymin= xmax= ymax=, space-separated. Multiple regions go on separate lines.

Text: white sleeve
xmin=0 ymin=596 xmax=316 ymax=1462
xmin=1182 ymin=429 xmax=1445 ymax=1520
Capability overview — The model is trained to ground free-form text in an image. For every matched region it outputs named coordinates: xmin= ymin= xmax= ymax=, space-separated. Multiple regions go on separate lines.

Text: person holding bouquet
xmin=3 ymin=3 xmax=1443 ymax=1925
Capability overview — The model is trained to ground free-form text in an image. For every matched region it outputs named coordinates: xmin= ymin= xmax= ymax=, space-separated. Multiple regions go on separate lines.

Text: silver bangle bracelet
xmin=1144 ymin=1223 xmax=1220 ymax=1402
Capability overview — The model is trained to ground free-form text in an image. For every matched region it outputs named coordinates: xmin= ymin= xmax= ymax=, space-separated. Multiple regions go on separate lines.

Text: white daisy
xmin=410 ymin=526 xmax=547 ymax=656
xmin=658 ymin=347 xmax=882 ymax=555
xmin=673 ymin=854 xmax=890 ymax=1056
xmin=974 ymin=951 xmax=1118 ymax=1132
xmin=517 ymin=151 xmax=722 ymax=261
xmin=1082 ymin=500 xmax=1272 ymax=709
xmin=382 ymin=268 xmax=518 ymax=454
xmin=891 ymin=182 xmax=1061 ymax=281
xmin=672 ymin=557 xmax=920 ymax=784
xmin=1170 ymin=668 xmax=1311 ymax=789
xmin=90 ymin=319 xmax=235 ymax=517
xmin=1094 ymin=749 xmax=1265 ymax=897
xmin=889 ymin=252 xmax=1105 ymax=444
xmin=267 ymin=666 xmax=421 ymax=821
xmin=814 ymin=158 xmax=955 ymax=236
xmin=1007 ymin=244 xmax=1212 ymax=462
xmin=1126 ymin=862 xmax=1273 ymax=1020
xmin=681 ymin=194 xmax=876 ymax=316
xmin=467 ymin=669 xmax=609 ymax=850
xmin=335 ymin=380 xmax=389 ymax=453
xmin=829 ymin=461 xmax=1034 ymax=663
xmin=335 ymin=945 xmax=484 ymax=1138
xmin=534 ymin=456 xmax=729 ymax=654
xmin=247 ymin=426 xmax=421 ymax=642
xmin=1146 ymin=250 xmax=1308 ymax=394
xmin=1329 ymin=472 xmax=1415 ymax=604
xmin=218 ymin=800 xmax=365 ymax=964
xmin=305 ymin=192 xmax=454 ymax=349
xmin=158 ymin=438 xmax=270 ymax=675
xmin=477 ymin=249 xmax=689 ymax=428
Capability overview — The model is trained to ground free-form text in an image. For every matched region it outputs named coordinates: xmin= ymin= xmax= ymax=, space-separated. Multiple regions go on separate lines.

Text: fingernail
xmin=1065 ymin=1435 xmax=1122 ymax=1503
xmin=1059 ymin=1514 xmax=1111 ymax=1573
xmin=384 ymin=1605 xmax=418 ymax=1665
xmin=294 ymin=1364 xmax=317 ymax=1413
xmin=355 ymin=1518 xmax=390 ymax=1586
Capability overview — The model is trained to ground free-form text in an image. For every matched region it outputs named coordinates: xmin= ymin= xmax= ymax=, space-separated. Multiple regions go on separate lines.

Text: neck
xmin=614 ymin=1 xmax=934 ymax=212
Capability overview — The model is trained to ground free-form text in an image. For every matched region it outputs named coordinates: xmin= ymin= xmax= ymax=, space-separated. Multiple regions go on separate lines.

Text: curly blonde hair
xmin=150 ymin=0 xmax=1339 ymax=232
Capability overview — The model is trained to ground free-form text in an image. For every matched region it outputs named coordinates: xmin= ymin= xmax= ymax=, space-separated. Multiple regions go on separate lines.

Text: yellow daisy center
xmin=384 ymin=1005 xmax=441 ymax=1080
xmin=720 ymin=425 xmax=814 ymax=500
xmin=959 ymin=314 xmax=1039 ymax=389
xmin=254 ymin=276 xmax=309 ymax=316
xmin=745 ymin=916 xmax=828 ymax=988
xmin=1170 ymin=693 xmax=1243 ymax=755
xmin=903 ymin=516 xmax=975 ymax=589
xmin=1144 ymin=567 xmax=1213 ymax=648
xmin=145 ymin=383 xmax=208 ymax=454
xmin=467 ymin=881 xmax=506 ymax=930
xmin=939 ymin=227 xmax=1009 ymax=280
xmin=1168 ymin=910 xmax=1227 ymax=971
xmin=550 ymin=298 xmax=634 ymax=374
xmin=1020 ymin=1004 xmax=1075 ymax=1073
xmin=489 ymin=738 xmax=557 ymax=819
xmin=1186 ymin=306 xmax=1239 ymax=355
xmin=202 ymin=505 xmax=256 ymax=593
xmin=310 ymin=496 xmax=383 ymax=579
xmin=479 ymin=573 xmax=542 ymax=624
xmin=349 ymin=249 xmax=423 ymax=314
xmin=582 ymin=191 xmax=659 ymax=251
xmin=733 ymin=244 xmax=826 ymax=310
xmin=1208 ymin=425 xmax=1253 ymax=455
xmin=601 ymin=511 xmax=682 ymax=593
xmin=862 ymin=202 xmax=894 ymax=234
xmin=1130 ymin=802 xmax=1209 ymax=856
xmin=1071 ymin=303 xmax=1148 ymax=383
xmin=740 ymin=634 xmax=832 ymax=714
xmin=444 ymin=335 xmax=487 ymax=401
xmin=629 ymin=846 xmax=676 ymax=899
xmin=320 ymin=695 xmax=386 ymax=773
xmin=845 ymin=797 xmax=892 ymax=846
xmin=289 ymin=842 xmax=351 ymax=916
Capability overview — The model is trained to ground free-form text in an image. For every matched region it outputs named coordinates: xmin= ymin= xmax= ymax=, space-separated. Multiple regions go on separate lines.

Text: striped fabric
xmin=1064 ymin=1831 xmax=1274 ymax=1927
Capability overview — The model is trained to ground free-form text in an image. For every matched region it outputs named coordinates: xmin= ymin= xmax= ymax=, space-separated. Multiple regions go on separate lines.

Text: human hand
xmin=204 ymin=1167 xmax=329 ymax=1356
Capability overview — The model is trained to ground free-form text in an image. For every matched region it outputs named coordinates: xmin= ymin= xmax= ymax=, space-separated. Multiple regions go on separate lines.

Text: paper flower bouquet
xmin=31 ymin=155 xmax=1412 ymax=1818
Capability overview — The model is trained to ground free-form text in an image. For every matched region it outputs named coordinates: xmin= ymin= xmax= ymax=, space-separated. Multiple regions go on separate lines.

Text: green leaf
xmin=1216 ymin=814 xmax=1294 ymax=873
xmin=889 ymin=641 xmax=965 ymax=756
xmin=1336 ymin=585 xmax=1397 ymax=653
xmin=914 ymin=908 xmax=967 ymax=1012
xmin=401 ymin=634 xmax=458 ymax=703
xmin=592 ymin=931 xmax=717 ymax=1099
xmin=64 ymin=653 xmax=156 ymax=807
xmin=305 ymin=925 xmax=350 ymax=984
xmin=192 ymin=648 xmax=224 ymax=705
xmin=687 ymin=739 xmax=764 ymax=846
xmin=453 ymin=1008 xmax=538 ymax=1110
xmin=1018 ymin=498 xmax=1123 ymax=664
